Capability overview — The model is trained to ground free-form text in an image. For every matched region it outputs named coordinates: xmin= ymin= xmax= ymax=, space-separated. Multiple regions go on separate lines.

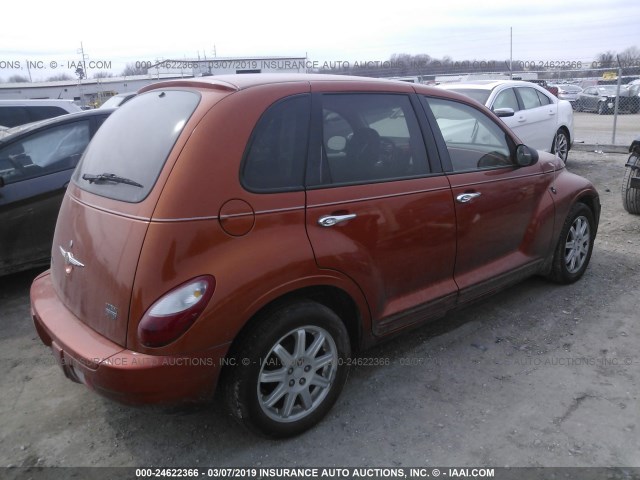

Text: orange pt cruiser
xmin=31 ymin=74 xmax=600 ymax=437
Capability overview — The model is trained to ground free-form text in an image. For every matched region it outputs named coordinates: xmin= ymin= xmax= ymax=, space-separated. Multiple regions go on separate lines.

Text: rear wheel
xmin=222 ymin=301 xmax=350 ymax=438
xmin=552 ymin=129 xmax=569 ymax=163
xmin=548 ymin=203 xmax=595 ymax=284
xmin=622 ymin=153 xmax=640 ymax=214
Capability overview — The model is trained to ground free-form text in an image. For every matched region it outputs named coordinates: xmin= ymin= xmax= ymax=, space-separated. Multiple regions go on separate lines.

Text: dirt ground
xmin=0 ymin=149 xmax=638 ymax=470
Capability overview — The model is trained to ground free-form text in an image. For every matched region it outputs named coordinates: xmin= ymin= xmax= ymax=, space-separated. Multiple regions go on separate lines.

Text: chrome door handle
xmin=318 ymin=213 xmax=357 ymax=227
xmin=456 ymin=192 xmax=481 ymax=203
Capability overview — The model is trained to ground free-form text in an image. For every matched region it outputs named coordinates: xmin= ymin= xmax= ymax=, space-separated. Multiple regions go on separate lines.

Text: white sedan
xmin=438 ymin=80 xmax=574 ymax=162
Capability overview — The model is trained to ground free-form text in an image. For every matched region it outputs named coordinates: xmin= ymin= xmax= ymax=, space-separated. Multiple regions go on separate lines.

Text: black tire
xmin=222 ymin=301 xmax=350 ymax=438
xmin=551 ymin=129 xmax=569 ymax=163
xmin=547 ymin=203 xmax=596 ymax=284
xmin=597 ymin=102 xmax=607 ymax=115
xmin=622 ymin=153 xmax=640 ymax=214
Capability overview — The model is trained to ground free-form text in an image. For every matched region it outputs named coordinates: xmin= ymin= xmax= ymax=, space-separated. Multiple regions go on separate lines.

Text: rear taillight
xmin=137 ymin=275 xmax=215 ymax=347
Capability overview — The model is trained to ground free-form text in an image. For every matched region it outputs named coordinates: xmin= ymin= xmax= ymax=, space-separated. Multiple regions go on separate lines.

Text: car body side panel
xmin=448 ymin=162 xmax=556 ymax=296
xmin=129 ymin=212 xmax=372 ymax=355
xmin=306 ymin=177 xmax=458 ymax=330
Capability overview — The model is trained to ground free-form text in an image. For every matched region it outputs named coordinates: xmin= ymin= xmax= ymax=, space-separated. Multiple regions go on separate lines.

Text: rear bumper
xmin=30 ymin=271 xmax=229 ymax=406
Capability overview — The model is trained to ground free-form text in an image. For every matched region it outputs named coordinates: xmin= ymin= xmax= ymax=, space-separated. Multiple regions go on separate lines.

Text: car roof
xmin=138 ymin=73 xmax=427 ymax=94
xmin=438 ymin=80 xmax=542 ymax=90
xmin=0 ymin=108 xmax=115 ymax=144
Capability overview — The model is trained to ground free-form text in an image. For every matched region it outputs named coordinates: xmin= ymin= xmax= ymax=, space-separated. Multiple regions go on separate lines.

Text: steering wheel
xmin=7 ymin=154 xmax=27 ymax=174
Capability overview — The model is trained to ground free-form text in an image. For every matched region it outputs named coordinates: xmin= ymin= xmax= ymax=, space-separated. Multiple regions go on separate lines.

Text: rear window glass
xmin=73 ymin=90 xmax=199 ymax=202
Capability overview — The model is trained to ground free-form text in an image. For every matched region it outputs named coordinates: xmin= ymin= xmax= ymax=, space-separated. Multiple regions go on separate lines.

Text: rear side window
xmin=536 ymin=90 xmax=552 ymax=105
xmin=242 ymin=95 xmax=310 ymax=191
xmin=0 ymin=107 xmax=30 ymax=128
xmin=518 ymin=88 xmax=542 ymax=109
xmin=28 ymin=106 xmax=68 ymax=122
xmin=73 ymin=90 xmax=200 ymax=203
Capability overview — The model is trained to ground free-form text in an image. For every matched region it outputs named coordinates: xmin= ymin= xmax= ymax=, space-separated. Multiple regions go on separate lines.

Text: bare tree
xmin=94 ymin=71 xmax=114 ymax=79
xmin=596 ymin=51 xmax=616 ymax=69
xmin=122 ymin=63 xmax=148 ymax=76
xmin=8 ymin=74 xmax=29 ymax=83
xmin=47 ymin=73 xmax=73 ymax=81
xmin=619 ymin=46 xmax=640 ymax=67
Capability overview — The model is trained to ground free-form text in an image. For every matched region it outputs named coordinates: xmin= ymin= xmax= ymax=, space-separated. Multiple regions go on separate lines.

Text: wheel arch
xmin=575 ymin=192 xmax=601 ymax=235
xmin=223 ymin=284 xmax=366 ymax=367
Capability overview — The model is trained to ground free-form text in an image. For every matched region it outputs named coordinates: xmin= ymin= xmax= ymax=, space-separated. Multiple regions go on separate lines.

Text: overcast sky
xmin=1 ymin=0 xmax=638 ymax=81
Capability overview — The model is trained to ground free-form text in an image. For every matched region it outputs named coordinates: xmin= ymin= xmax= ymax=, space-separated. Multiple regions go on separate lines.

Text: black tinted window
xmin=28 ymin=106 xmax=68 ymax=122
xmin=73 ymin=90 xmax=200 ymax=203
xmin=313 ymin=94 xmax=428 ymax=185
xmin=242 ymin=95 xmax=310 ymax=191
xmin=0 ymin=120 xmax=90 ymax=184
xmin=0 ymin=107 xmax=30 ymax=128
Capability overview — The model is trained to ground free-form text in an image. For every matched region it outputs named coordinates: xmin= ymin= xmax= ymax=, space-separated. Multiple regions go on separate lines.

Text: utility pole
xmin=510 ymin=27 xmax=513 ymax=80
xmin=612 ymin=54 xmax=623 ymax=144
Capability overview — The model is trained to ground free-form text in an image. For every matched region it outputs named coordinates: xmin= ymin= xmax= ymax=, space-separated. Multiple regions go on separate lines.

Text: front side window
xmin=493 ymin=88 xmax=519 ymax=111
xmin=314 ymin=94 xmax=429 ymax=185
xmin=242 ymin=95 xmax=310 ymax=191
xmin=0 ymin=120 xmax=90 ymax=184
xmin=73 ymin=90 xmax=200 ymax=203
xmin=425 ymin=97 xmax=512 ymax=172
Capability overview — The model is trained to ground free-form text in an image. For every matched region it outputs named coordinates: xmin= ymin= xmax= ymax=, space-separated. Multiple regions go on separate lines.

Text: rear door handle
xmin=456 ymin=192 xmax=481 ymax=203
xmin=318 ymin=213 xmax=357 ymax=227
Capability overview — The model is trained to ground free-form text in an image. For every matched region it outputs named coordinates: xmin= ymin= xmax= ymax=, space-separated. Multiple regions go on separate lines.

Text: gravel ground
xmin=0 ymin=149 xmax=638 ymax=470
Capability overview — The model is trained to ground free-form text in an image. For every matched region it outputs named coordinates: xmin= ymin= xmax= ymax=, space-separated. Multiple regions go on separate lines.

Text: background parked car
xmin=575 ymin=85 xmax=639 ymax=114
xmin=438 ymin=80 xmax=574 ymax=162
xmin=99 ymin=92 xmax=137 ymax=109
xmin=0 ymin=99 xmax=82 ymax=129
xmin=0 ymin=108 xmax=114 ymax=276
xmin=525 ymin=79 xmax=559 ymax=97
xmin=551 ymin=84 xmax=583 ymax=108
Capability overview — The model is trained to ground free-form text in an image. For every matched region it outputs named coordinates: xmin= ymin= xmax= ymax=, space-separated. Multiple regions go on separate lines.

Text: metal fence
xmin=321 ymin=62 xmax=640 ymax=148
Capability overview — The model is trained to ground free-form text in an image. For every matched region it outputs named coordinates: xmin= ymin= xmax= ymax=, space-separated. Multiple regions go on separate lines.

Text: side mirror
xmin=493 ymin=108 xmax=515 ymax=118
xmin=515 ymin=145 xmax=539 ymax=167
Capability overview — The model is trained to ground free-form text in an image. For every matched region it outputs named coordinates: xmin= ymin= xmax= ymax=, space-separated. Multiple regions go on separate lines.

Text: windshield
xmin=597 ymin=86 xmax=619 ymax=95
xmin=445 ymin=88 xmax=491 ymax=105
xmin=73 ymin=90 xmax=200 ymax=203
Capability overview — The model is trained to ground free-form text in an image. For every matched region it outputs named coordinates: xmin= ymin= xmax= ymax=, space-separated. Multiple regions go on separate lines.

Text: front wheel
xmin=548 ymin=203 xmax=596 ymax=284
xmin=222 ymin=301 xmax=351 ymax=438
xmin=622 ymin=153 xmax=640 ymax=214
xmin=597 ymin=102 xmax=607 ymax=115
xmin=552 ymin=129 xmax=569 ymax=163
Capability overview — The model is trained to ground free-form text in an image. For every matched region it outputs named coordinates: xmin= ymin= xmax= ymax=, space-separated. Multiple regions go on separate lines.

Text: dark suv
xmin=31 ymin=74 xmax=600 ymax=437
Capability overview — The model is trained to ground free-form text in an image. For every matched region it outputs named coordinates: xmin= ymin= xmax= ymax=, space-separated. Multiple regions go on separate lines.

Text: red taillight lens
xmin=137 ymin=275 xmax=215 ymax=347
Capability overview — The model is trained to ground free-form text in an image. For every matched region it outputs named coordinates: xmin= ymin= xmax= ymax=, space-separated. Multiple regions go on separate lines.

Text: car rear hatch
xmin=49 ymin=87 xmax=228 ymax=347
